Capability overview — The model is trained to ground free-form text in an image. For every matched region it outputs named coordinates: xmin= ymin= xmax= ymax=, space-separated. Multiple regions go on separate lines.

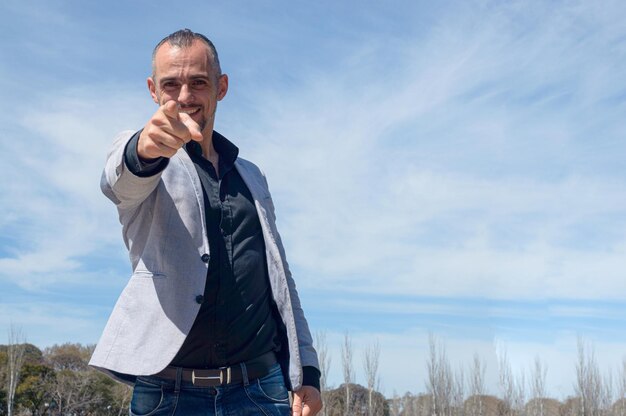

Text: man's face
xmin=148 ymin=40 xmax=228 ymax=134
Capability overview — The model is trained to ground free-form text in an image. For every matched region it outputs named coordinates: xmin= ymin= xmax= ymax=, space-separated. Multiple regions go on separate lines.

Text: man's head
xmin=151 ymin=29 xmax=222 ymax=80
xmin=148 ymin=29 xmax=228 ymax=134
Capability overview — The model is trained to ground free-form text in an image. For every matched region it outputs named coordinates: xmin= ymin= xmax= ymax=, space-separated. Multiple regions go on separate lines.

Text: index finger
xmin=158 ymin=101 xmax=201 ymax=142
xmin=179 ymin=112 xmax=203 ymax=142
xmin=161 ymin=100 xmax=180 ymax=120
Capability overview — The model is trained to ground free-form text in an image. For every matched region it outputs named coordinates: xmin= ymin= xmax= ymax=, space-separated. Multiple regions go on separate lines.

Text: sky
xmin=1 ymin=0 xmax=626 ymax=400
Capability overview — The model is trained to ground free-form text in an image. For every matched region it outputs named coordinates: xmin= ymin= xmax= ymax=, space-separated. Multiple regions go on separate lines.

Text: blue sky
xmin=1 ymin=0 xmax=626 ymax=399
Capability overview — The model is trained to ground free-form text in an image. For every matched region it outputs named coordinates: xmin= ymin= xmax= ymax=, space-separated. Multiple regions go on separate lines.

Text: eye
xmin=162 ymin=81 xmax=180 ymax=90
xmin=191 ymin=79 xmax=209 ymax=89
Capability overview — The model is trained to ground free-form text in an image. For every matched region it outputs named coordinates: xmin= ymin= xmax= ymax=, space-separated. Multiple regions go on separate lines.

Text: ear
xmin=217 ymin=74 xmax=229 ymax=101
xmin=147 ymin=77 xmax=159 ymax=104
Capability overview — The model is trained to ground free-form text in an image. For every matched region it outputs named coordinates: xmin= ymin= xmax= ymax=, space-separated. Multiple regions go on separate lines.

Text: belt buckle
xmin=191 ymin=367 xmax=232 ymax=386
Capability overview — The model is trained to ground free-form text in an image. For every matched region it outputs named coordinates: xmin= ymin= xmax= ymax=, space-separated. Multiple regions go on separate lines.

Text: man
xmin=90 ymin=29 xmax=322 ymax=416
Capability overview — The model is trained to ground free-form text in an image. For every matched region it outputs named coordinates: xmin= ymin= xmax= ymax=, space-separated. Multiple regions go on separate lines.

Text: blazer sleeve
xmin=101 ymin=130 xmax=165 ymax=211
xmin=261 ymin=173 xmax=320 ymax=372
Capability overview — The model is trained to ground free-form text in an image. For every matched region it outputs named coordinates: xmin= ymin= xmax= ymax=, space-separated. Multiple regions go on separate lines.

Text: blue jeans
xmin=129 ymin=363 xmax=291 ymax=416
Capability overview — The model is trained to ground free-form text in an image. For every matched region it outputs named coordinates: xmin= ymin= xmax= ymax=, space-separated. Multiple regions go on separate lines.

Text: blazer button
xmin=201 ymin=253 xmax=210 ymax=263
xmin=195 ymin=295 xmax=204 ymax=304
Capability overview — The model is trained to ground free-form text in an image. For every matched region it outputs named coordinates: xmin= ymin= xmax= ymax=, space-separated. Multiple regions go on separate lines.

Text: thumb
xmin=292 ymin=392 xmax=303 ymax=416
xmin=179 ymin=112 xmax=203 ymax=142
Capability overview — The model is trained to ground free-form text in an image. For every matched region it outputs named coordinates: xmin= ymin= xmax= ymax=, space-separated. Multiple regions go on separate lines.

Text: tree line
xmin=1 ymin=327 xmax=130 ymax=416
xmin=314 ymin=333 xmax=626 ymax=416
xmin=2 ymin=328 xmax=625 ymax=416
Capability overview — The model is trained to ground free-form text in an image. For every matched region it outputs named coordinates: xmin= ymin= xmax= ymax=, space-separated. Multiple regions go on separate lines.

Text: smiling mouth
xmin=180 ymin=107 xmax=200 ymax=115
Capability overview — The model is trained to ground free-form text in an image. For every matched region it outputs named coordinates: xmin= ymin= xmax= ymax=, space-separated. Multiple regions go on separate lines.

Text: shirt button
xmin=201 ymin=253 xmax=210 ymax=263
xmin=195 ymin=295 xmax=204 ymax=304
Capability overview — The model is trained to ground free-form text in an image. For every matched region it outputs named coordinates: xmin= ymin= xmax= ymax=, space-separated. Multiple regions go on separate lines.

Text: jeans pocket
xmin=129 ymin=378 xmax=165 ymax=416
xmin=249 ymin=364 xmax=290 ymax=403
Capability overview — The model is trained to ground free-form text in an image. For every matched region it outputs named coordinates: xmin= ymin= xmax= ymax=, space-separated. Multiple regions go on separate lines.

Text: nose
xmin=178 ymin=84 xmax=194 ymax=103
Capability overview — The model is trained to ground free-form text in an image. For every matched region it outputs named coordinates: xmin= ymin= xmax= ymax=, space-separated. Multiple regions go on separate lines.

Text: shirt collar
xmin=186 ymin=130 xmax=239 ymax=167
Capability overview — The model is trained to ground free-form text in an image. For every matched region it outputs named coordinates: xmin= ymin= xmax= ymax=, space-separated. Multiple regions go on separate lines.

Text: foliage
xmin=1 ymin=342 xmax=131 ymax=416
xmin=325 ymin=383 xmax=389 ymax=416
xmin=15 ymin=363 xmax=55 ymax=415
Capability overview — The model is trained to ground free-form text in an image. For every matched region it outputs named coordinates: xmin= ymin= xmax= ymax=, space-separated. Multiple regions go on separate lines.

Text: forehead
xmin=153 ymin=41 xmax=214 ymax=77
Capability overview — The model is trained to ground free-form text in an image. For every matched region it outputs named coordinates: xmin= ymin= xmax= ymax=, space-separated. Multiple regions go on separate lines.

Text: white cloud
xmin=0 ymin=86 xmax=150 ymax=289
xmin=223 ymin=0 xmax=626 ymax=300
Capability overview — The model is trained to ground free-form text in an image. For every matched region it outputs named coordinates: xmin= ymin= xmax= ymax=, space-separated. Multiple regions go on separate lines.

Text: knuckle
xmin=144 ymin=129 xmax=159 ymax=141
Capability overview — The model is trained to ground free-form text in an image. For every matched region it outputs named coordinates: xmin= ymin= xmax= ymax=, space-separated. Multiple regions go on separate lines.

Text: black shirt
xmin=172 ymin=135 xmax=280 ymax=368
xmin=124 ymin=131 xmax=320 ymax=389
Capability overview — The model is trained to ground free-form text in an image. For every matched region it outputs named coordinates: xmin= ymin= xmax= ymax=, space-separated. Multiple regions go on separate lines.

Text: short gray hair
xmin=151 ymin=29 xmax=221 ymax=79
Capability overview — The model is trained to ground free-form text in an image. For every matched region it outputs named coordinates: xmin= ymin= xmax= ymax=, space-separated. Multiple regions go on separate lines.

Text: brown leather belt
xmin=153 ymin=351 xmax=277 ymax=387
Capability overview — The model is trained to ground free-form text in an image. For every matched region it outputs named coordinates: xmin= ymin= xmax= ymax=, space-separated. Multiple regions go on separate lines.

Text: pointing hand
xmin=137 ymin=100 xmax=203 ymax=160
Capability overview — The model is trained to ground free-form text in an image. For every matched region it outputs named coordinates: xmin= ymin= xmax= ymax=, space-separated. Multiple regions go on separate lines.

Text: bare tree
xmin=6 ymin=325 xmax=26 ymax=416
xmin=529 ymin=356 xmax=547 ymax=416
xmin=498 ymin=346 xmax=515 ymax=416
xmin=43 ymin=344 xmax=112 ymax=415
xmin=426 ymin=335 xmax=439 ymax=416
xmin=314 ymin=331 xmax=332 ymax=416
xmin=468 ymin=353 xmax=486 ymax=416
xmin=513 ymin=370 xmax=526 ymax=416
xmin=402 ymin=392 xmax=421 ymax=416
xmin=426 ymin=334 xmax=455 ymax=416
xmin=616 ymin=358 xmax=626 ymax=416
xmin=389 ymin=391 xmax=402 ymax=416
xmin=315 ymin=332 xmax=332 ymax=393
xmin=451 ymin=366 xmax=465 ymax=416
xmin=341 ymin=332 xmax=354 ymax=416
xmin=600 ymin=371 xmax=613 ymax=416
xmin=48 ymin=369 xmax=108 ymax=415
xmin=363 ymin=340 xmax=381 ymax=416
xmin=575 ymin=338 xmax=603 ymax=416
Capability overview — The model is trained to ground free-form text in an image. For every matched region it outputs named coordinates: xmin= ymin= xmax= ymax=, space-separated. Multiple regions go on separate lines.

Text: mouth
xmin=179 ymin=107 xmax=201 ymax=116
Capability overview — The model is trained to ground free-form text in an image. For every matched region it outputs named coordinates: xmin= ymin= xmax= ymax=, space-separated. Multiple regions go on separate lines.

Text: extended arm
xmin=101 ymin=101 xmax=202 ymax=210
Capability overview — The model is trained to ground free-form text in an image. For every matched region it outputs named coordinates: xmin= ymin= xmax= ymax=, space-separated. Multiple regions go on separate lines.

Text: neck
xmin=200 ymin=125 xmax=218 ymax=160
xmin=201 ymin=137 xmax=218 ymax=161
xmin=199 ymin=128 xmax=219 ymax=176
